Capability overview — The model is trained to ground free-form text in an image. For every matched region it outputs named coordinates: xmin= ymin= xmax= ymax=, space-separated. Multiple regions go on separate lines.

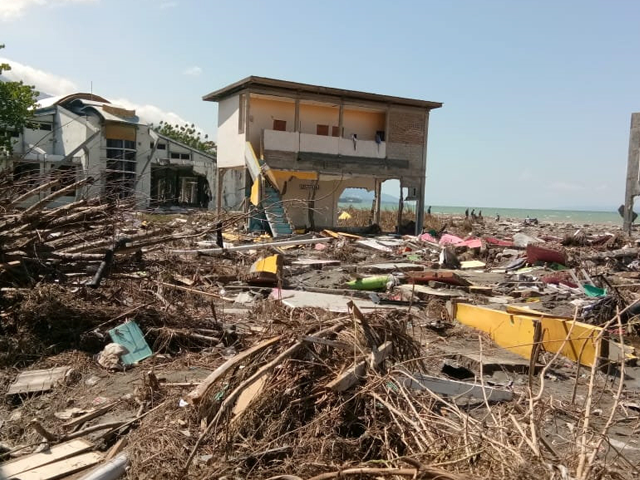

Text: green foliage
xmin=153 ymin=120 xmax=216 ymax=156
xmin=0 ymin=44 xmax=39 ymax=156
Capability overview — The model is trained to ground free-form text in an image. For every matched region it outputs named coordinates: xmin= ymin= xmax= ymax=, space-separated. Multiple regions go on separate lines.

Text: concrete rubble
xmin=2 ymin=177 xmax=640 ymax=479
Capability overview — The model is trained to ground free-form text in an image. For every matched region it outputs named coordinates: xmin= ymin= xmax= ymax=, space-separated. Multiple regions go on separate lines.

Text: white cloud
xmin=111 ymin=98 xmax=205 ymax=133
xmin=0 ymin=57 xmax=78 ymax=96
xmin=183 ymin=66 xmax=202 ymax=77
xmin=0 ymin=0 xmax=97 ymax=21
xmin=158 ymin=1 xmax=177 ymax=9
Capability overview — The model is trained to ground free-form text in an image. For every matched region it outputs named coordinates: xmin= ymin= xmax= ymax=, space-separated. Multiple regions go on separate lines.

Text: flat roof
xmin=203 ymin=76 xmax=442 ymax=110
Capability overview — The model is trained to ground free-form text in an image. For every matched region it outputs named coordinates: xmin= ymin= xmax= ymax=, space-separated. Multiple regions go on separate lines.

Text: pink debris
xmin=457 ymin=238 xmax=482 ymax=249
xmin=419 ymin=232 xmax=438 ymax=243
xmin=484 ymin=237 xmax=514 ymax=247
xmin=438 ymin=234 xmax=464 ymax=246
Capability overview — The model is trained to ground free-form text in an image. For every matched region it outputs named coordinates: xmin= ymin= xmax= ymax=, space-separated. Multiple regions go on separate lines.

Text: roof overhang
xmin=203 ymin=76 xmax=443 ymax=110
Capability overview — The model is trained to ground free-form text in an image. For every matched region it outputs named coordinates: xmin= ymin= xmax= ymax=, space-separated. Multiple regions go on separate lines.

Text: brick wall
xmin=387 ymin=110 xmax=425 ymax=145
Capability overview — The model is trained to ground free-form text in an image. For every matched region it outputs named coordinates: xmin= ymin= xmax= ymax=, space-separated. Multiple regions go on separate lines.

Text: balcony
xmin=262 ymin=129 xmax=386 ymax=159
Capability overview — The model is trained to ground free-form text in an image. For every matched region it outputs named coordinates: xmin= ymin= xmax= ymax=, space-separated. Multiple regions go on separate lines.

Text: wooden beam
xmin=327 ymin=341 xmax=392 ymax=392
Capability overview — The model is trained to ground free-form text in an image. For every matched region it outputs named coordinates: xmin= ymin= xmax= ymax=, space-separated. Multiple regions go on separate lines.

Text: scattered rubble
xmin=3 ymin=175 xmax=640 ymax=479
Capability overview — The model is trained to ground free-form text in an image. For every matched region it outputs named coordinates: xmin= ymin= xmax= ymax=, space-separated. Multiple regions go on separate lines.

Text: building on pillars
xmin=203 ymin=76 xmax=442 ymax=236
xmin=3 ymin=93 xmax=218 ymax=210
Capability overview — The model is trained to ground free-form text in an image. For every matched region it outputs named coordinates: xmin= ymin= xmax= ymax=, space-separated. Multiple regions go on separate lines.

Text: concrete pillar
xmin=338 ymin=101 xmax=344 ymax=137
xmin=294 ymin=99 xmax=300 ymax=132
xmin=373 ymin=179 xmax=381 ymax=225
xmin=623 ymin=113 xmax=640 ymax=233
xmin=415 ymin=176 xmax=425 ymax=235
xmin=416 ymin=110 xmax=431 ymax=236
xmin=397 ymin=180 xmax=404 ymax=233
xmin=216 ymin=167 xmax=224 ymax=214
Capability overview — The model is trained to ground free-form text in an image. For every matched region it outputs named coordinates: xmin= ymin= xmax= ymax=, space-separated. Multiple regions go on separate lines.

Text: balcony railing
xmin=263 ymin=129 xmax=386 ymax=159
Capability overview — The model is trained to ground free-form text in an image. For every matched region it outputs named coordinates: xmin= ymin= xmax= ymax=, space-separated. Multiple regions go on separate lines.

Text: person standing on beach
xmin=465 ymin=208 xmax=469 ymax=218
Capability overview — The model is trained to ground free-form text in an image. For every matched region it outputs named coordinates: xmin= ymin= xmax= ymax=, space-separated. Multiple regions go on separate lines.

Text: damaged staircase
xmin=245 ymin=142 xmax=293 ymax=237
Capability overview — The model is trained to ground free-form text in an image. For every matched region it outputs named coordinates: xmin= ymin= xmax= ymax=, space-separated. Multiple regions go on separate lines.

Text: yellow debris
xmin=454 ymin=303 xmax=611 ymax=367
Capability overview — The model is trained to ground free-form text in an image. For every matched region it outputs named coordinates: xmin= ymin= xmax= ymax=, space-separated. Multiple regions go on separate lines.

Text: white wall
xmin=217 ymin=95 xmax=246 ymax=168
xmin=263 ymin=129 xmax=386 ymax=159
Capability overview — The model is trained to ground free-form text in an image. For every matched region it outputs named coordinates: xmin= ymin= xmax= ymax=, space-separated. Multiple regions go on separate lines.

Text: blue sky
xmin=2 ymin=0 xmax=639 ymax=210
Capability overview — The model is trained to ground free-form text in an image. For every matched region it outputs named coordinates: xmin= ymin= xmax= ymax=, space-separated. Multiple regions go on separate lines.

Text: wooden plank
xmin=399 ymin=372 xmax=514 ymax=402
xmin=10 ymin=452 xmax=103 ymax=480
xmin=63 ymin=401 xmax=119 ymax=430
xmin=291 ymin=258 xmax=340 ymax=267
xmin=6 ymin=367 xmax=70 ymax=395
xmin=173 ymin=236 xmax=332 ymax=254
xmin=231 ymin=376 xmax=266 ymax=418
xmin=187 ymin=336 xmax=282 ymax=404
xmin=399 ymin=284 xmax=465 ymax=299
xmin=356 ymin=239 xmax=392 ymax=253
xmin=460 ymin=260 xmax=486 ymax=270
xmin=327 ymin=341 xmax=392 ymax=392
xmin=0 ymin=439 xmax=93 ymax=477
xmin=104 ymin=438 xmax=127 ymax=461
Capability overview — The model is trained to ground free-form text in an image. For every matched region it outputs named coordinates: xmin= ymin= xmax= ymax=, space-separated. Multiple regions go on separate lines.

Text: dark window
xmin=10 ymin=130 xmax=20 ymax=138
xmin=171 ymin=152 xmax=181 ymax=159
xmin=157 ymin=143 xmax=166 ymax=150
xmin=376 ymin=130 xmax=385 ymax=142
xmin=181 ymin=153 xmax=190 ymax=160
xmin=273 ymin=119 xmax=287 ymax=131
xmin=316 ymin=124 xmax=329 ymax=136
xmin=39 ymin=123 xmax=52 ymax=131
xmin=331 ymin=126 xmax=340 ymax=137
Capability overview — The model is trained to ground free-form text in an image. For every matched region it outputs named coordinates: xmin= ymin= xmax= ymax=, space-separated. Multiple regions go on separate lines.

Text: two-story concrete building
xmin=4 ymin=93 xmax=220 ymax=209
xmin=204 ymin=76 xmax=442 ymax=236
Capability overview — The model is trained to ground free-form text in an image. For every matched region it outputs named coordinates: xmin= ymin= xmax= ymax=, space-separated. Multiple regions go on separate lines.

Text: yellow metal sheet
xmin=455 ymin=303 xmax=536 ymax=359
xmin=250 ymin=178 xmax=260 ymax=206
xmin=455 ymin=303 xmax=603 ymax=366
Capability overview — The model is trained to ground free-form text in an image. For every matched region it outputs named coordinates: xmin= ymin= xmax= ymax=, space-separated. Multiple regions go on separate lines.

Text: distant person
xmin=427 ymin=206 xmax=431 ymax=215
xmin=496 ymin=213 xmax=500 ymax=222
xmin=471 ymin=209 xmax=476 ymax=221
xmin=465 ymin=208 xmax=469 ymax=218
xmin=478 ymin=210 xmax=482 ymax=219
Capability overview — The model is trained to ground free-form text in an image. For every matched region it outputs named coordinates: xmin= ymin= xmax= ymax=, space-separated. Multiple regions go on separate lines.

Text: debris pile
xmin=2 ymin=176 xmax=640 ymax=479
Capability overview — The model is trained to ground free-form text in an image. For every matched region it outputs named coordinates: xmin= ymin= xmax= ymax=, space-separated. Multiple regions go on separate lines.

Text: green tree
xmin=0 ymin=45 xmax=39 ymax=156
xmin=153 ymin=121 xmax=216 ymax=156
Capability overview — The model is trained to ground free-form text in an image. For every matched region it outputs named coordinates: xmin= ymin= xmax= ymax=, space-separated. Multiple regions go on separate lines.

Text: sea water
xmin=338 ymin=202 xmax=623 ymax=226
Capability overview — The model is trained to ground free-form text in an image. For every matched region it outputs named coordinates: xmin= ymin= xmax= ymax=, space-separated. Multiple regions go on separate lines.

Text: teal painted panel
xmin=108 ymin=321 xmax=152 ymax=365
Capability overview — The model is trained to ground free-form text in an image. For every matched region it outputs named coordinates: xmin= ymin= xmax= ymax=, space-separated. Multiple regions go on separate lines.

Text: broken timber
xmin=172 ymin=236 xmax=332 ymax=254
xmin=326 ymin=341 xmax=393 ymax=391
